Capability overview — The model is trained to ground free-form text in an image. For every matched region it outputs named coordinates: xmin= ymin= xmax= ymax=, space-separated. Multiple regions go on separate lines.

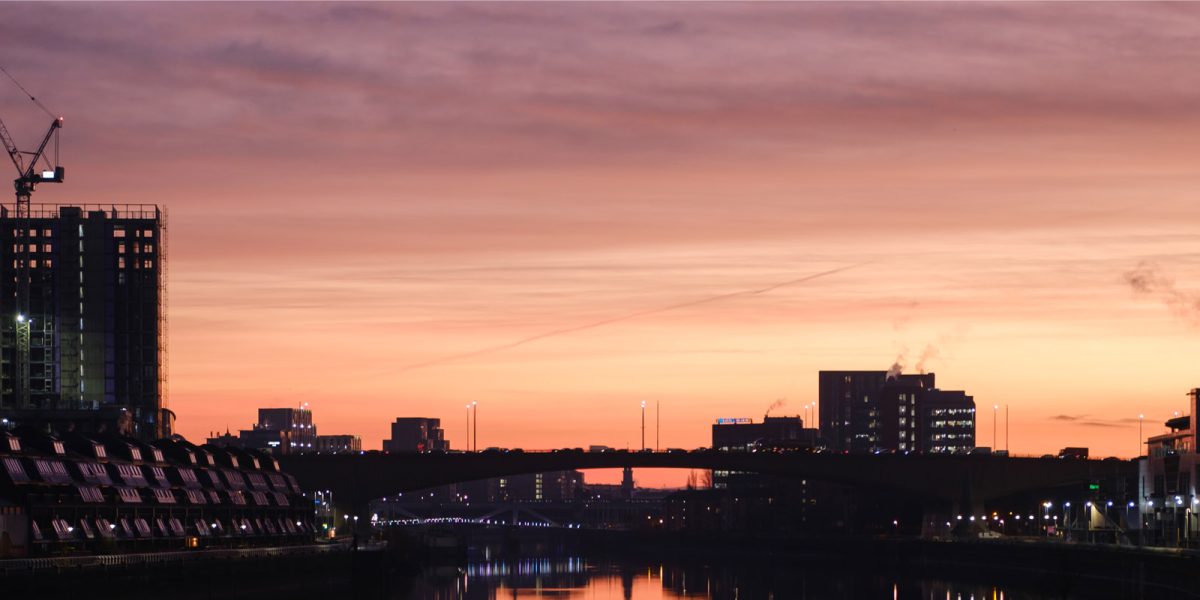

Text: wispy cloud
xmin=393 ymin=263 xmax=867 ymax=373
xmin=1049 ymin=414 xmax=1136 ymax=428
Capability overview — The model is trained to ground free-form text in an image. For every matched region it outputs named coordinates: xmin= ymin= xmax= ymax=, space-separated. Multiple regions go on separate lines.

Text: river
xmin=394 ymin=555 xmax=1140 ymax=599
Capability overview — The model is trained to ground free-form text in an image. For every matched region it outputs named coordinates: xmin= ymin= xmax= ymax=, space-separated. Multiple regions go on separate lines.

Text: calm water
xmin=395 ymin=556 xmax=1102 ymax=599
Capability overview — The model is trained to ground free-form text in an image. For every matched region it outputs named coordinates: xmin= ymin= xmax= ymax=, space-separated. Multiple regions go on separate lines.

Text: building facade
xmin=711 ymin=416 xmax=816 ymax=452
xmin=316 ymin=434 xmax=361 ymax=454
xmin=918 ymin=390 xmax=976 ymax=454
xmin=383 ymin=417 xmax=449 ymax=453
xmin=0 ymin=429 xmax=314 ymax=557
xmin=256 ymin=407 xmax=316 ymax=452
xmin=1139 ymin=388 xmax=1200 ymax=547
xmin=0 ymin=205 xmax=168 ymax=440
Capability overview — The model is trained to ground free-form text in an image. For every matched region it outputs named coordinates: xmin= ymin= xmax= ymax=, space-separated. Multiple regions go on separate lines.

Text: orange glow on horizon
xmin=3 ymin=3 xmax=1199 ymax=486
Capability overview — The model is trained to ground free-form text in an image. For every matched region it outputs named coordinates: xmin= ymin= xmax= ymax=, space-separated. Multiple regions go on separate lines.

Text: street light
xmin=993 ymin=405 xmax=999 ymax=450
xmin=1138 ymin=414 xmax=1144 ymax=457
xmin=641 ymin=401 xmax=646 ymax=450
xmin=465 ymin=404 xmax=471 ymax=452
xmin=472 ymin=401 xmax=478 ymax=452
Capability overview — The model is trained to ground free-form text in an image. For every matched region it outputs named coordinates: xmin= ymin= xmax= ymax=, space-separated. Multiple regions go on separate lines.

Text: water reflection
xmin=402 ymin=558 xmax=1074 ymax=600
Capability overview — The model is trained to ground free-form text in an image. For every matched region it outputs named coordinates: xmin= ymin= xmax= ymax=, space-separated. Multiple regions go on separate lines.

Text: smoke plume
xmin=1124 ymin=261 xmax=1200 ymax=326
xmin=915 ymin=343 xmax=939 ymax=374
xmin=886 ymin=356 xmax=904 ymax=379
xmin=764 ymin=398 xmax=786 ymax=417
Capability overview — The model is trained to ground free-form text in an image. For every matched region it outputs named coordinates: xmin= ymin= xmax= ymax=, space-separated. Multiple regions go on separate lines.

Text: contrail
xmin=395 ymin=262 xmax=869 ymax=373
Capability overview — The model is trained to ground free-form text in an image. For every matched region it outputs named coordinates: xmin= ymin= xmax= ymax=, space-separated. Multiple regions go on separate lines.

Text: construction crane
xmin=0 ymin=115 xmax=64 ymax=214
xmin=0 ymin=66 xmax=63 ymax=409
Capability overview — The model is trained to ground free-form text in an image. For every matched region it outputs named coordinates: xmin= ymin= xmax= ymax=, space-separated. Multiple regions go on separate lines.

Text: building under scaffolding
xmin=0 ymin=204 xmax=170 ymax=440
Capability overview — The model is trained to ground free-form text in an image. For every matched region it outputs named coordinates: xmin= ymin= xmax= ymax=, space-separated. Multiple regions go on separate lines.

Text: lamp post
xmin=472 ymin=401 xmax=478 ymax=452
xmin=1043 ymin=501 xmax=1052 ymax=537
xmin=993 ymin=405 xmax=998 ymax=450
xmin=1064 ymin=501 xmax=1072 ymax=539
xmin=640 ymin=401 xmax=646 ymax=451
xmin=465 ymin=404 xmax=472 ymax=452
xmin=1138 ymin=414 xmax=1144 ymax=458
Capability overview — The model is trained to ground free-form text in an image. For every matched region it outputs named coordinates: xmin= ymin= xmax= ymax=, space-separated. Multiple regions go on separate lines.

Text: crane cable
xmin=0 ymin=64 xmax=60 ymax=170
xmin=0 ymin=64 xmax=57 ymax=119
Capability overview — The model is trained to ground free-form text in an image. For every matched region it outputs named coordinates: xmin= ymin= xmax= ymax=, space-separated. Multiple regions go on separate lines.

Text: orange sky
xmin=3 ymin=3 xmax=1200 ymax=485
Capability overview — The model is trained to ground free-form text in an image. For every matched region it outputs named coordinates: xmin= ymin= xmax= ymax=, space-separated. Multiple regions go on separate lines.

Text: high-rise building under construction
xmin=0 ymin=204 xmax=169 ymax=440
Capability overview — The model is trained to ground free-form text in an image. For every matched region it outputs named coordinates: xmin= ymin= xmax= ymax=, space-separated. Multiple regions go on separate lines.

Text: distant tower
xmin=621 ymin=466 xmax=634 ymax=500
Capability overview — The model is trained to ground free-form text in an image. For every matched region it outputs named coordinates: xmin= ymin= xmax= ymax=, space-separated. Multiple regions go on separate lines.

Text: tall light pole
xmin=640 ymin=400 xmax=647 ymax=451
xmin=465 ymin=404 xmax=472 ymax=452
xmin=472 ymin=401 xmax=478 ymax=452
xmin=656 ymin=401 xmax=660 ymax=452
xmin=1138 ymin=414 xmax=1144 ymax=457
xmin=993 ymin=405 xmax=999 ymax=450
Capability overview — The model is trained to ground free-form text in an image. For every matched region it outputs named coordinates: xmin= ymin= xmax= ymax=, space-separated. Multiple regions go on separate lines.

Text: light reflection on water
xmin=410 ymin=558 xmax=1051 ymax=600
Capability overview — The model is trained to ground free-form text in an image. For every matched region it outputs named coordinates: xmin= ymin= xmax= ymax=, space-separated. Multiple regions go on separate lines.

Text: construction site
xmin=0 ymin=69 xmax=171 ymax=441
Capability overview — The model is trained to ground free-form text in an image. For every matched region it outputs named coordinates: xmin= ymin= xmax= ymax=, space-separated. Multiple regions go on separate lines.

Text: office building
xmin=711 ymin=416 xmax=816 ymax=452
xmin=0 ymin=205 xmax=168 ymax=440
xmin=819 ymin=371 xmax=890 ymax=452
xmin=918 ymin=390 xmax=975 ymax=454
xmin=383 ymin=417 xmax=449 ymax=453
xmin=818 ymin=370 xmax=974 ymax=453
xmin=256 ymin=407 xmax=316 ymax=452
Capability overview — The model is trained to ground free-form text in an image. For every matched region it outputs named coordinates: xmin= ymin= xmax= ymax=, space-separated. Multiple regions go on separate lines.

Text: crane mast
xmin=0 ymin=111 xmax=63 ymax=409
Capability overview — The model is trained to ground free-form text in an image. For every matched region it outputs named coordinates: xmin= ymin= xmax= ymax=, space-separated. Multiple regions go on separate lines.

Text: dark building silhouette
xmin=711 ymin=415 xmax=816 ymax=451
xmin=819 ymin=371 xmax=890 ymax=452
xmin=477 ymin=470 xmax=583 ymax=502
xmin=256 ymin=407 xmax=315 ymax=452
xmin=205 ymin=405 xmax=358 ymax=456
xmin=819 ymin=370 xmax=974 ymax=453
xmin=1139 ymin=388 xmax=1200 ymax=545
xmin=711 ymin=415 xmax=818 ymax=490
xmin=315 ymin=434 xmax=361 ymax=454
xmin=0 ymin=429 xmax=314 ymax=558
xmin=383 ymin=417 xmax=449 ymax=452
xmin=918 ymin=389 xmax=975 ymax=454
xmin=877 ymin=376 xmax=933 ymax=452
xmin=0 ymin=205 xmax=168 ymax=440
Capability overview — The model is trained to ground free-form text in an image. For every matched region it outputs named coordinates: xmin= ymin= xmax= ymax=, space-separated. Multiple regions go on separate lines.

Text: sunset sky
xmin=3 ymin=3 xmax=1200 ymax=484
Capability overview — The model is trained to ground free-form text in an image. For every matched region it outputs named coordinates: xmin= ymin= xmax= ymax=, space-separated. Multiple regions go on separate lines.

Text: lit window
xmin=117 ymin=488 xmax=143 ymax=503
xmin=3 ymin=458 xmax=29 ymax=483
xmin=77 ymin=485 xmax=104 ymax=503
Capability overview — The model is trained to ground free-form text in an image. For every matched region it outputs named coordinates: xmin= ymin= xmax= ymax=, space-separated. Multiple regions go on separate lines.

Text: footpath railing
xmin=0 ymin=542 xmax=349 ymax=575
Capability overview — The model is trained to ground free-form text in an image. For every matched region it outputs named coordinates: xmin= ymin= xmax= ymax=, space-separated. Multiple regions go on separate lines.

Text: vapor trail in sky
xmin=394 ymin=262 xmax=869 ymax=373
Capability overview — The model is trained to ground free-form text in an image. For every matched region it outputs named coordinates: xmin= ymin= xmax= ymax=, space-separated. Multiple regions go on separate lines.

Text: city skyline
xmin=3 ymin=3 xmax=1200 ymax=475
